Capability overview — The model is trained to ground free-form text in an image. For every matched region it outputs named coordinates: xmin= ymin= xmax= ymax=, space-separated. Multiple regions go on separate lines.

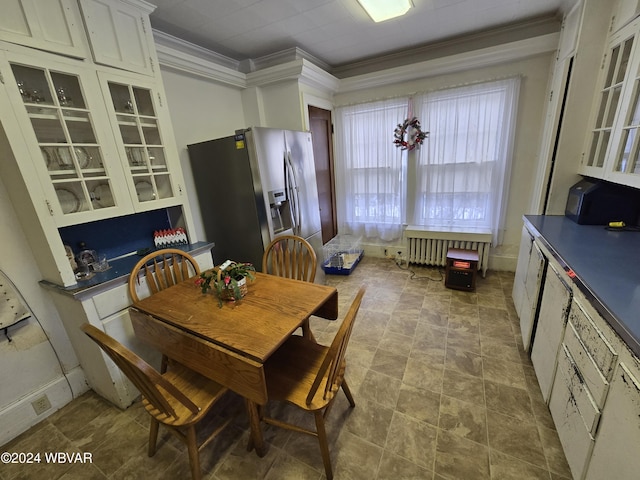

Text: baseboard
xmin=0 ymin=367 xmax=87 ymax=446
xmin=487 ymin=253 xmax=517 ymax=272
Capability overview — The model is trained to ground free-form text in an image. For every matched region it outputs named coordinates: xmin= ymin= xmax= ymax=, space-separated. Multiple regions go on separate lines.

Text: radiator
xmin=404 ymin=226 xmax=492 ymax=277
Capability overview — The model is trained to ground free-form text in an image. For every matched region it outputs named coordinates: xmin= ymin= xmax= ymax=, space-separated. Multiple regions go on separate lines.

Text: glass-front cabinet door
xmin=99 ymin=71 xmax=183 ymax=210
xmin=1 ymin=49 xmax=132 ymax=226
xmin=580 ymin=18 xmax=640 ymax=188
xmin=609 ymin=22 xmax=640 ymax=188
xmin=580 ymin=23 xmax=636 ymax=177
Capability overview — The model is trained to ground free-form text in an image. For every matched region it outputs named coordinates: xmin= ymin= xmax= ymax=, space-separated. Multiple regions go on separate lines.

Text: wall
xmin=0 ymin=176 xmax=82 ymax=446
xmin=159 ymin=67 xmax=247 ymax=244
xmin=333 ymin=53 xmax=555 ymax=270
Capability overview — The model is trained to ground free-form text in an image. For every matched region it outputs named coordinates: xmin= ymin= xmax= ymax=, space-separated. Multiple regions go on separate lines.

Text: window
xmin=413 ymin=78 xmax=520 ymax=242
xmin=335 ymin=78 xmax=520 ymax=245
xmin=334 ymin=97 xmax=408 ymax=241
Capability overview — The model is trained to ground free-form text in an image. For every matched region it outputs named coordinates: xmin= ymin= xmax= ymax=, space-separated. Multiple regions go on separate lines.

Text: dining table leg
xmin=301 ymin=317 xmax=317 ymax=342
xmin=245 ymin=398 xmax=266 ymax=457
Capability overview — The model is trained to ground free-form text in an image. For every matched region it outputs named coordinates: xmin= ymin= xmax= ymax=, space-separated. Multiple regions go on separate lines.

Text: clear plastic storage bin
xmin=322 ymin=235 xmax=364 ymax=275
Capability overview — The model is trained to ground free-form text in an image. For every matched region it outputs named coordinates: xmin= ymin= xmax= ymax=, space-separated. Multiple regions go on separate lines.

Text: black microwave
xmin=565 ymin=178 xmax=640 ymax=225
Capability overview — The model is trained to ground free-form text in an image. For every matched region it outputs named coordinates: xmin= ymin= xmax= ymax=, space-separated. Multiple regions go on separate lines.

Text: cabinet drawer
xmin=564 ymin=321 xmax=610 ymax=408
xmin=555 ymin=343 xmax=601 ymax=435
xmin=568 ymin=300 xmax=617 ymax=381
xmin=549 ymin=344 xmax=598 ymax=480
xmin=585 ymin=361 xmax=640 ymax=480
xmin=92 ymin=282 xmax=130 ymax=319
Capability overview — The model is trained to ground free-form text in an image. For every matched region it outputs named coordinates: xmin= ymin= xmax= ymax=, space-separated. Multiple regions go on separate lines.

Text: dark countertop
xmin=524 ymin=215 xmax=640 ymax=357
xmin=40 ymin=242 xmax=213 ymax=300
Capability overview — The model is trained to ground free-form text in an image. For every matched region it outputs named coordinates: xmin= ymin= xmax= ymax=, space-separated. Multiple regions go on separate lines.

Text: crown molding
xmin=243 ymin=47 xmax=332 ymax=74
xmin=331 ymin=14 xmax=560 ymax=78
xmin=122 ymin=0 xmax=156 ymax=15
xmin=246 ymin=59 xmax=339 ymax=93
xmin=337 ymin=32 xmax=559 ymax=93
xmin=153 ymin=30 xmax=246 ymax=88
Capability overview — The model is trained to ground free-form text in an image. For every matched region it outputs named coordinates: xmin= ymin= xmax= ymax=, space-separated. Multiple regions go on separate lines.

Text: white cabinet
xmin=78 ymin=0 xmax=156 ymax=76
xmin=0 ymin=0 xmax=88 ymax=59
xmin=520 ymin=241 xmax=547 ymax=351
xmin=512 ymin=226 xmax=532 ymax=316
xmin=98 ymin=70 xmax=186 ymax=211
xmin=531 ymin=261 xmax=572 ymax=402
xmin=0 ymin=43 xmax=188 ymax=230
xmin=516 ymin=219 xmax=640 ymax=480
xmin=585 ymin=360 xmax=640 ymax=480
xmin=580 ymin=18 xmax=640 ymax=188
xmin=549 ymin=342 xmax=599 ymax=480
xmin=0 ymin=47 xmax=134 ymax=227
xmin=513 ymin=225 xmax=548 ymax=352
xmin=548 ymin=296 xmax=618 ymax=480
xmin=50 ymin=247 xmax=214 ymax=408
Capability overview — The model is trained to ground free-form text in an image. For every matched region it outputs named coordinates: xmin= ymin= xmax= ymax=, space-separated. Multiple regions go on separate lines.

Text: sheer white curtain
xmin=412 ymin=78 xmax=520 ymax=245
xmin=334 ymin=97 xmax=408 ymax=241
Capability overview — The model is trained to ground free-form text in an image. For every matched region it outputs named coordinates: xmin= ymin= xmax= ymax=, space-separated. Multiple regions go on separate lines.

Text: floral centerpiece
xmin=195 ymin=261 xmax=256 ymax=307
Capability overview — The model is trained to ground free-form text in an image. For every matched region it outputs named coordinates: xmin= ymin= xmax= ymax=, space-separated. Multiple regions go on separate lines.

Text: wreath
xmin=394 ymin=117 xmax=428 ymax=151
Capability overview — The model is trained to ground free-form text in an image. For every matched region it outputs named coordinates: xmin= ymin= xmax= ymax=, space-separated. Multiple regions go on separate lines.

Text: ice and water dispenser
xmin=269 ymin=188 xmax=292 ymax=234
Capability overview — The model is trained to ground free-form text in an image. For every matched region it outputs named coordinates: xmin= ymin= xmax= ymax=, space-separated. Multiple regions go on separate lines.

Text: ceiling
xmin=148 ymin=0 xmax=576 ymax=71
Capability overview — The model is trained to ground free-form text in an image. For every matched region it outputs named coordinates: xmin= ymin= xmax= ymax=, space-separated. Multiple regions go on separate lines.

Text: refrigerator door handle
xmin=285 ymin=152 xmax=302 ymax=236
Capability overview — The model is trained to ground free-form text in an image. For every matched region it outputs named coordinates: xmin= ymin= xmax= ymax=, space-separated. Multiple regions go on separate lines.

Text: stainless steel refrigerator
xmin=187 ymin=127 xmax=323 ymax=277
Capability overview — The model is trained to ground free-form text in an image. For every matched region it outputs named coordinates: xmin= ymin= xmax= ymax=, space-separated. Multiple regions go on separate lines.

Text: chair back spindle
xmin=306 ymin=287 xmax=365 ymax=405
xmin=262 ymin=235 xmax=317 ymax=282
xmin=129 ymin=248 xmax=200 ymax=303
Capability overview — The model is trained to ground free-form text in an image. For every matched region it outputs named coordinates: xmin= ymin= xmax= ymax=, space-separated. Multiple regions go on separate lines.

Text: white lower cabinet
xmin=512 ymin=226 xmax=532 ymax=316
xmin=531 ymin=261 xmax=572 ymax=402
xmin=520 ymin=241 xmax=547 ymax=351
xmin=516 ymin=220 xmax=640 ymax=480
xmin=48 ymin=248 xmax=213 ymax=409
xmin=549 ymin=343 xmax=598 ymax=480
xmin=585 ymin=360 xmax=640 ymax=480
xmin=513 ymin=225 xmax=548 ymax=352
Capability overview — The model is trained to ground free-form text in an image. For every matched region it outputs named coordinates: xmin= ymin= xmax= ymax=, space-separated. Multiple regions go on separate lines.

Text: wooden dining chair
xmin=81 ymin=323 xmax=232 ymax=480
xmin=259 ymin=286 xmax=366 ymax=480
xmin=262 ymin=235 xmax=318 ymax=339
xmin=262 ymin=235 xmax=317 ymax=282
xmin=128 ymin=248 xmax=200 ymax=372
xmin=128 ymin=248 xmax=200 ymax=303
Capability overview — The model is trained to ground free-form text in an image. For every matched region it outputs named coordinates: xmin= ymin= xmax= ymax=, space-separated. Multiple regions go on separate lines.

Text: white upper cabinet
xmin=580 ymin=21 xmax=637 ymax=177
xmin=98 ymin=70 xmax=185 ymax=211
xmin=580 ymin=18 xmax=640 ymax=188
xmin=0 ymin=0 xmax=89 ymax=58
xmin=0 ymin=42 xmax=186 ymax=227
xmin=0 ymin=47 xmax=133 ymax=226
xmin=78 ymin=0 xmax=156 ymax=76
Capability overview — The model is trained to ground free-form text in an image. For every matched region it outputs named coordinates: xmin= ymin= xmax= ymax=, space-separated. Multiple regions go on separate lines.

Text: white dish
xmin=126 ymin=147 xmax=144 ymax=166
xmin=92 ymin=183 xmax=113 ymax=208
xmin=55 ymin=187 xmax=80 ymax=214
xmin=56 ymin=147 xmax=74 ymax=169
xmin=135 ymin=180 xmax=155 ymax=202
xmin=74 ymin=147 xmax=91 ymax=169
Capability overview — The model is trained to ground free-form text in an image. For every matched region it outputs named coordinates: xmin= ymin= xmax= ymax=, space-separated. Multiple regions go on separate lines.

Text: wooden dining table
xmin=129 ymin=271 xmax=338 ymax=456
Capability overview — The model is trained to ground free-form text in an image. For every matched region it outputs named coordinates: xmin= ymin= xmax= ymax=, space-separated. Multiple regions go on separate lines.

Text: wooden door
xmin=308 ymin=106 xmax=337 ymax=244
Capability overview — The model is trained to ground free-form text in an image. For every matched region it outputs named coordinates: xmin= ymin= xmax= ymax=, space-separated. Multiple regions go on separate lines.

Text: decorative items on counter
xmin=69 ymin=242 xmax=109 ymax=281
xmin=153 ymin=228 xmax=188 ymax=248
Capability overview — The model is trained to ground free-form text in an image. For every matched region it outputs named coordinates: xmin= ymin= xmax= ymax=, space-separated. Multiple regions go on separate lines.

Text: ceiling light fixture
xmin=357 ymin=0 xmax=413 ymax=23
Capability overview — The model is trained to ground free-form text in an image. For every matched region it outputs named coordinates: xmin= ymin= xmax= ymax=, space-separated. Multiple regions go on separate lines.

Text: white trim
xmin=153 ymin=30 xmax=246 ymax=88
xmin=246 ymin=59 xmax=339 ymax=93
xmin=337 ymin=33 xmax=560 ymax=93
xmin=0 ymin=369 xmax=87 ymax=445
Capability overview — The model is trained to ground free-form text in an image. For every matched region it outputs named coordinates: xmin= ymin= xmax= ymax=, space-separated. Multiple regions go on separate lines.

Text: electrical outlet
xmin=31 ymin=394 xmax=51 ymax=415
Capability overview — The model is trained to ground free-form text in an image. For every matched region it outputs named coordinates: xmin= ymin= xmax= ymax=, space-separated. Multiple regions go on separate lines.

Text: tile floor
xmin=1 ymin=256 xmax=572 ymax=480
